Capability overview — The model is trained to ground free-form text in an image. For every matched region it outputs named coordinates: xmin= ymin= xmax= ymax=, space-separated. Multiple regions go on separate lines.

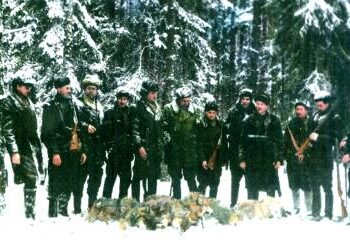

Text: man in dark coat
xmin=225 ymin=88 xmax=255 ymax=207
xmin=102 ymin=89 xmax=137 ymax=200
xmin=0 ymin=95 xmax=21 ymax=215
xmin=1 ymin=77 xmax=43 ymax=219
xmin=132 ymin=81 xmax=163 ymax=201
xmin=197 ymin=101 xmax=227 ymax=198
xmin=308 ymin=91 xmax=344 ymax=221
xmin=41 ymin=77 xmax=87 ymax=218
xmin=163 ymin=87 xmax=201 ymax=199
xmin=77 ymin=74 xmax=105 ymax=211
xmin=239 ymin=93 xmax=284 ymax=200
xmin=284 ymin=101 xmax=312 ymax=215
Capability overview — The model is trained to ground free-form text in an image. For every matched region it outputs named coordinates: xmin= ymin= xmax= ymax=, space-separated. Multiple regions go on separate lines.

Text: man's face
xmin=84 ymin=85 xmax=97 ymax=99
xmin=255 ymin=101 xmax=268 ymax=115
xmin=147 ymin=91 xmax=158 ymax=103
xmin=16 ymin=84 xmax=31 ymax=97
xmin=117 ymin=96 xmax=129 ymax=108
xmin=179 ymin=97 xmax=191 ymax=109
xmin=57 ymin=85 xmax=71 ymax=98
xmin=295 ymin=105 xmax=308 ymax=119
xmin=205 ymin=110 xmax=217 ymax=121
xmin=316 ymin=100 xmax=329 ymax=112
xmin=240 ymin=96 xmax=251 ymax=108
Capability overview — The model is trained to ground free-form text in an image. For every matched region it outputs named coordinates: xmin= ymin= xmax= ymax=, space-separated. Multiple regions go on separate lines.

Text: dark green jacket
xmin=0 ymin=96 xmax=18 ymax=155
xmin=163 ymin=101 xmax=201 ymax=168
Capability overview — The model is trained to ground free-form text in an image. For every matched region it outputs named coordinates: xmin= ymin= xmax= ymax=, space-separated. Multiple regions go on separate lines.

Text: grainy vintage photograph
xmin=1 ymin=0 xmax=350 ymax=244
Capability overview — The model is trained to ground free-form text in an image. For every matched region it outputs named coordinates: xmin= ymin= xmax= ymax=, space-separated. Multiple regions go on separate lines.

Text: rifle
xmin=207 ymin=125 xmax=223 ymax=170
xmin=69 ymin=123 xmax=81 ymax=151
xmin=335 ymin=138 xmax=348 ymax=219
xmin=298 ymin=100 xmax=339 ymax=155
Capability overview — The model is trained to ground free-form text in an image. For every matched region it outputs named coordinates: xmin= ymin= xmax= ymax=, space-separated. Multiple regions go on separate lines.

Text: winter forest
xmin=1 ymin=0 xmax=350 ymax=123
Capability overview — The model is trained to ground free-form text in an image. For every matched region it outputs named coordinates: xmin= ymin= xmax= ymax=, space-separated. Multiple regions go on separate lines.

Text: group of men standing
xmin=0 ymin=76 xmax=350 ymax=223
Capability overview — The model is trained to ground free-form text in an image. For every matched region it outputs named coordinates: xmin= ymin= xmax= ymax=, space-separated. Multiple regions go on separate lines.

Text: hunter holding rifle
xmin=41 ymin=77 xmax=87 ymax=218
xmin=283 ymin=101 xmax=312 ymax=215
xmin=102 ymin=89 xmax=137 ymax=200
xmin=132 ymin=81 xmax=162 ymax=201
xmin=77 ymin=74 xmax=105 ymax=212
xmin=307 ymin=91 xmax=345 ymax=221
xmin=197 ymin=101 xmax=228 ymax=198
xmin=239 ymin=93 xmax=284 ymax=200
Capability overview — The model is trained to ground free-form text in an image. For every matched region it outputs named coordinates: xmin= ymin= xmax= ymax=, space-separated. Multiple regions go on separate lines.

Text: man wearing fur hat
xmin=1 ymin=77 xmax=43 ymax=219
xmin=307 ymin=91 xmax=344 ymax=221
xmin=225 ymin=88 xmax=255 ymax=208
xmin=197 ymin=101 xmax=228 ymax=198
xmin=76 ymin=74 xmax=105 ymax=212
xmin=239 ymin=93 xmax=284 ymax=200
xmin=41 ymin=77 xmax=87 ymax=217
xmin=132 ymin=81 xmax=163 ymax=201
xmin=284 ymin=101 xmax=312 ymax=215
xmin=102 ymin=89 xmax=137 ymax=200
xmin=163 ymin=86 xmax=201 ymax=199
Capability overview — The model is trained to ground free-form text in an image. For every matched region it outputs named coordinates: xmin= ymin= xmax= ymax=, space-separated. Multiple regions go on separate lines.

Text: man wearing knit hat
xmin=41 ymin=76 xmax=87 ymax=218
xmin=225 ymin=88 xmax=255 ymax=208
xmin=239 ymin=92 xmax=284 ymax=200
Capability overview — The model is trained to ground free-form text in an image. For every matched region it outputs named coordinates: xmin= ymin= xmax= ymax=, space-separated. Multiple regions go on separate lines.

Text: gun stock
xmin=207 ymin=146 xmax=219 ymax=170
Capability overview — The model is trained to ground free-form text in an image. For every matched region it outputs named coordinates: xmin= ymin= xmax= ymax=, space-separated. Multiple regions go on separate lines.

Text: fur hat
xmin=239 ymin=88 xmax=253 ymax=99
xmin=175 ymin=87 xmax=192 ymax=100
xmin=313 ymin=91 xmax=333 ymax=103
xmin=52 ymin=77 xmax=70 ymax=89
xmin=82 ymin=74 xmax=102 ymax=88
xmin=140 ymin=81 xmax=159 ymax=97
xmin=205 ymin=101 xmax=219 ymax=112
xmin=254 ymin=93 xmax=270 ymax=105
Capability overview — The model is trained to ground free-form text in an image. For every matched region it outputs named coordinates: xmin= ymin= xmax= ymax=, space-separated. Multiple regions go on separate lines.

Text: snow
xmin=1 ymin=152 xmax=349 ymax=244
xmin=295 ymin=0 xmax=341 ymax=34
xmin=39 ymin=25 xmax=65 ymax=63
xmin=47 ymin=0 xmax=65 ymax=20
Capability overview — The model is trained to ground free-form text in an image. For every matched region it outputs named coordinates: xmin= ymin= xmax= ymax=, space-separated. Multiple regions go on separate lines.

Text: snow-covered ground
xmin=0 ymin=154 xmax=349 ymax=244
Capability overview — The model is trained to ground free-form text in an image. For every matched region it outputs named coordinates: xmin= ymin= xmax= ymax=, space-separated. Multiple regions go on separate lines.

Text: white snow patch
xmin=39 ymin=25 xmax=65 ymax=64
xmin=47 ymin=0 xmax=65 ymax=19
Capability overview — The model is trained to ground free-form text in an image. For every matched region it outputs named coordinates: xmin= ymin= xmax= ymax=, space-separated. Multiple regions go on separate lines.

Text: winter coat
xmin=2 ymin=93 xmax=42 ymax=161
xmin=307 ymin=106 xmax=344 ymax=169
xmin=197 ymin=117 xmax=228 ymax=168
xmin=41 ymin=94 xmax=86 ymax=155
xmin=78 ymin=95 xmax=105 ymax=159
xmin=102 ymin=103 xmax=138 ymax=156
xmin=163 ymin=101 xmax=201 ymax=168
xmin=240 ymin=111 xmax=283 ymax=191
xmin=0 ymin=98 xmax=18 ymax=156
xmin=134 ymin=99 xmax=163 ymax=163
xmin=284 ymin=117 xmax=310 ymax=164
xmin=225 ymin=102 xmax=255 ymax=167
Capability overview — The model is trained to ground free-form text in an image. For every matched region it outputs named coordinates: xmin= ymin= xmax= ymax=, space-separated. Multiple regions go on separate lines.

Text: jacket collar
xmin=170 ymin=100 xmax=196 ymax=114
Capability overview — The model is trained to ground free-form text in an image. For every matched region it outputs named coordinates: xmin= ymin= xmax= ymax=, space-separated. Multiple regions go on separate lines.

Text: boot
xmin=292 ymin=189 xmax=300 ymax=214
xmin=304 ymin=191 xmax=312 ymax=215
xmin=73 ymin=195 xmax=82 ymax=214
xmin=58 ymin=194 xmax=69 ymax=217
xmin=48 ymin=197 xmax=58 ymax=218
xmin=24 ymin=188 xmax=36 ymax=219
xmin=88 ymin=195 xmax=96 ymax=210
